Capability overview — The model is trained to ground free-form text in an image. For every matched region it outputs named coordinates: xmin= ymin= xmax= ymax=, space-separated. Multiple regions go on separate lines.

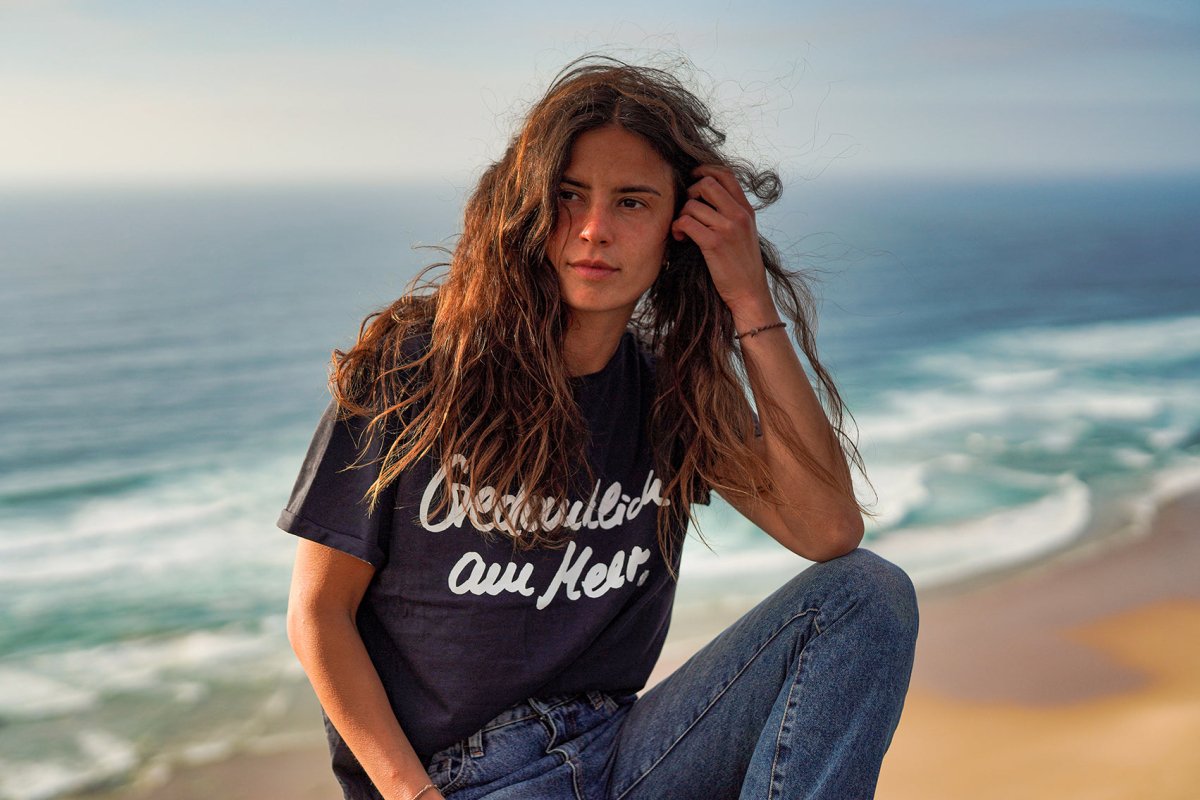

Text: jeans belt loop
xmin=586 ymin=690 xmax=605 ymax=710
xmin=468 ymin=728 xmax=485 ymax=758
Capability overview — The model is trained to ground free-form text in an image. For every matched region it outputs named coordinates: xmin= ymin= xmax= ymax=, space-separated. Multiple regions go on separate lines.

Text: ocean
xmin=1 ymin=174 xmax=1198 ymax=799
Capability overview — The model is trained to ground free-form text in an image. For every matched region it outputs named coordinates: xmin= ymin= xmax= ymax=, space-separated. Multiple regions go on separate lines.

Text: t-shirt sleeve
xmin=277 ymin=398 xmax=395 ymax=568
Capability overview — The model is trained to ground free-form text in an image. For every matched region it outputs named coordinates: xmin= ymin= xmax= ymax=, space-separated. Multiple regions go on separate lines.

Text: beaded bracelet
xmin=734 ymin=321 xmax=786 ymax=340
xmin=409 ymin=783 xmax=436 ymax=800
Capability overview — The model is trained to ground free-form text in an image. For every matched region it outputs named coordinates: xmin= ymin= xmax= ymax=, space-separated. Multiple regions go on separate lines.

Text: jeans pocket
xmin=425 ymin=742 xmax=465 ymax=795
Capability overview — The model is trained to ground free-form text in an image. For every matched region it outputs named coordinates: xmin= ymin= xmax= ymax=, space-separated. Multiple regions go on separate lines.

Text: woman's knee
xmin=806 ymin=548 xmax=919 ymax=646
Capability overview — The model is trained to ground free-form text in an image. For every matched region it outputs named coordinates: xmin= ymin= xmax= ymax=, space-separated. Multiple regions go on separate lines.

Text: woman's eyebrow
xmin=561 ymin=176 xmax=663 ymax=196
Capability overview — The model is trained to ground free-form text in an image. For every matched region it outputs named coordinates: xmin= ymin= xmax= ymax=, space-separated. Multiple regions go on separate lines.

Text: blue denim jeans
xmin=424 ymin=548 xmax=919 ymax=799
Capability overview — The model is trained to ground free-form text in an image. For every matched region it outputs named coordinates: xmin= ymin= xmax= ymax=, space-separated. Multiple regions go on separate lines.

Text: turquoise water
xmin=1 ymin=175 xmax=1198 ymax=798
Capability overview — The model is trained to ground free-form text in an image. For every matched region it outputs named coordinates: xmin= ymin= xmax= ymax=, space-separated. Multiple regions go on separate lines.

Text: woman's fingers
xmin=672 ymin=164 xmax=771 ymax=312
xmin=678 ymin=195 xmax=726 ymax=230
xmin=685 ymin=175 xmax=737 ymax=217
xmin=691 ymin=165 xmax=755 ymax=214
xmin=671 ymin=212 xmax=717 ymax=247
xmin=672 ymin=186 xmax=756 ymax=250
xmin=682 ymin=171 xmax=755 ymax=240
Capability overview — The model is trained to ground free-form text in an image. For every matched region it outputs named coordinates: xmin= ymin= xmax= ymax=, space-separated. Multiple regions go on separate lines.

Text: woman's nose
xmin=578 ymin=205 xmax=611 ymax=244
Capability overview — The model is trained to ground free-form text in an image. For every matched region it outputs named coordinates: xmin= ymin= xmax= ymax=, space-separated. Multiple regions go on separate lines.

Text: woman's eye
xmin=558 ymin=189 xmax=579 ymax=202
xmin=619 ymin=198 xmax=643 ymax=209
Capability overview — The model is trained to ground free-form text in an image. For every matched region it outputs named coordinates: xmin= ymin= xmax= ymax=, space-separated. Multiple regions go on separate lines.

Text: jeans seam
xmin=540 ymin=710 xmax=585 ymax=800
xmin=767 ymin=632 xmax=813 ymax=800
xmin=568 ymin=753 xmax=585 ymax=800
xmin=481 ymin=711 xmax=539 ymax=733
xmin=432 ymin=743 xmax=466 ymax=796
xmin=613 ymin=607 xmax=821 ymax=800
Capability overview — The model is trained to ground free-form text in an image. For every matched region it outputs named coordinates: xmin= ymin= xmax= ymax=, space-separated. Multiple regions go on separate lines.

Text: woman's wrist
xmin=376 ymin=764 xmax=445 ymax=800
xmin=381 ymin=777 xmax=442 ymax=800
xmin=735 ymin=320 xmax=787 ymax=340
xmin=727 ymin=293 xmax=781 ymax=335
xmin=406 ymin=783 xmax=438 ymax=800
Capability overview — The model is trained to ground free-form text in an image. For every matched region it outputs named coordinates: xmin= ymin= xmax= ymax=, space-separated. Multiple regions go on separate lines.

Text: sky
xmin=2 ymin=0 xmax=1198 ymax=185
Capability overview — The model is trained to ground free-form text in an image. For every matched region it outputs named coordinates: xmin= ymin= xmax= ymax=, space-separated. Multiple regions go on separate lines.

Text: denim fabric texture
xmin=423 ymin=548 xmax=919 ymax=800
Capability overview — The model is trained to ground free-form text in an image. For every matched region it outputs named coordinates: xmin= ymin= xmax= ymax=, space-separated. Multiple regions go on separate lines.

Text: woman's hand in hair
xmin=671 ymin=165 xmax=779 ymax=328
xmin=677 ymin=169 xmax=863 ymax=561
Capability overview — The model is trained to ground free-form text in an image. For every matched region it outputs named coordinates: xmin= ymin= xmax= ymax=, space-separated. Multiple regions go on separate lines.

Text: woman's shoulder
xmin=335 ymin=297 xmax=435 ymax=417
xmin=395 ymin=315 xmax=435 ymax=365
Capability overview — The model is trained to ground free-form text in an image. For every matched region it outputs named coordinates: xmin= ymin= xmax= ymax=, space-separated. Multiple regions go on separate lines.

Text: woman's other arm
xmin=287 ymin=539 xmax=444 ymax=800
xmin=672 ymin=165 xmax=864 ymax=562
xmin=723 ymin=318 xmax=864 ymax=562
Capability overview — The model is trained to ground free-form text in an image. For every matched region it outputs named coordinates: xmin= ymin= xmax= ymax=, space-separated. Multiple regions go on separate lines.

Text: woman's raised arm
xmin=672 ymin=164 xmax=864 ymax=562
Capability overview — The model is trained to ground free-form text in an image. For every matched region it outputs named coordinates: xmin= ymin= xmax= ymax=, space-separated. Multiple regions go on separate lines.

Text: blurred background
xmin=1 ymin=2 xmax=1197 ymax=799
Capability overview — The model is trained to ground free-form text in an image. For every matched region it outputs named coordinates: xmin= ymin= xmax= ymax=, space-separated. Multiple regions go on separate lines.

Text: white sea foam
xmin=0 ymin=730 xmax=136 ymax=800
xmin=986 ymin=314 xmax=1200 ymax=365
xmin=857 ymin=390 xmax=1014 ymax=443
xmin=1148 ymin=425 xmax=1193 ymax=451
xmin=868 ymin=474 xmax=1092 ymax=589
xmin=855 ymin=462 xmax=930 ymax=530
xmin=914 ymin=314 xmax=1200 ymax=376
xmin=77 ymin=730 xmax=137 ymax=778
xmin=178 ymin=739 xmax=236 ymax=766
xmin=1032 ymin=387 xmax=1164 ymax=421
xmin=964 ymin=431 xmax=1009 ymax=455
xmin=0 ymin=759 xmax=82 ymax=800
xmin=680 ymin=469 xmax=1093 ymax=594
xmin=0 ymin=623 xmax=292 ymax=724
xmin=970 ymin=367 xmax=1062 ymax=393
xmin=1023 ymin=418 xmax=1089 ymax=454
xmin=0 ymin=668 xmax=97 ymax=719
xmin=873 ymin=315 xmax=1200 ymax=459
xmin=870 ymin=381 xmax=1171 ymax=444
xmin=1149 ymin=456 xmax=1200 ymax=503
xmin=856 ymin=370 xmax=1194 ymax=451
xmin=0 ymin=454 xmax=300 ymax=585
xmin=32 ymin=625 xmax=291 ymax=691
xmin=681 ymin=539 xmax=811 ymax=580
xmin=1112 ymin=447 xmax=1154 ymax=469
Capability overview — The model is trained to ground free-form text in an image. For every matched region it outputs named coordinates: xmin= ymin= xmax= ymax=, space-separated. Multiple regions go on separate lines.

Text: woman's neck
xmin=562 ymin=312 xmax=630 ymax=377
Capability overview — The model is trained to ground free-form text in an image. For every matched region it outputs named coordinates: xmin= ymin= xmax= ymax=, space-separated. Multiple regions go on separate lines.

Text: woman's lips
xmin=569 ymin=259 xmax=618 ymax=279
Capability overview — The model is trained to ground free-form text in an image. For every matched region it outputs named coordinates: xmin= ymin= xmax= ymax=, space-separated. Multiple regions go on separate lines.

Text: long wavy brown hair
xmin=331 ymin=55 xmax=869 ymax=571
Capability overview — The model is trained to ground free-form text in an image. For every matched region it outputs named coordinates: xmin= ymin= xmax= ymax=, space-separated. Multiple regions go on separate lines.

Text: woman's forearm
xmin=732 ymin=300 xmax=864 ymax=557
xmin=288 ymin=608 xmax=444 ymax=800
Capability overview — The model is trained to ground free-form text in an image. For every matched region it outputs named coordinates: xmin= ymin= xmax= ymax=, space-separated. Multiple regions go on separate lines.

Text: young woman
xmin=280 ymin=57 xmax=918 ymax=800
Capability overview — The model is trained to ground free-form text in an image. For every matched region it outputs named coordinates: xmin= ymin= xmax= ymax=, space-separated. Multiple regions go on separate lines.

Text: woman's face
xmin=548 ymin=125 xmax=676 ymax=330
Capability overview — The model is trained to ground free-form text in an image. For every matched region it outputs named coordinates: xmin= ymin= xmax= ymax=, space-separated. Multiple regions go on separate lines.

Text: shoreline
xmin=875 ymin=486 xmax=1200 ymax=799
xmin=69 ymin=487 xmax=1200 ymax=800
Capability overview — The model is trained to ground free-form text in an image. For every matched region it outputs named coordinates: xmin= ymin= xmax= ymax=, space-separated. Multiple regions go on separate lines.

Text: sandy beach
xmin=875 ymin=487 xmax=1200 ymax=800
xmin=73 ymin=489 xmax=1200 ymax=800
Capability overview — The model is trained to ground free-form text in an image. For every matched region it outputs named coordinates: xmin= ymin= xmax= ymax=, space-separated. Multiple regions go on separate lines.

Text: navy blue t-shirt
xmin=278 ymin=331 xmax=696 ymax=794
